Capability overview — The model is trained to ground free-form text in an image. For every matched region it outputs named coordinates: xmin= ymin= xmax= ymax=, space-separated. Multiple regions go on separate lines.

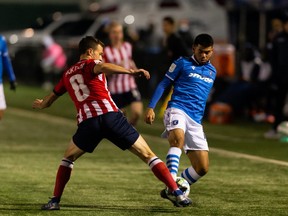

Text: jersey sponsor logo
xmin=188 ymin=73 xmax=213 ymax=83
xmin=169 ymin=63 xmax=176 ymax=72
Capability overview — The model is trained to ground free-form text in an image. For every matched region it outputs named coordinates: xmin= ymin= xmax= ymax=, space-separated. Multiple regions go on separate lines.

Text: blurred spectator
xmin=159 ymin=16 xmax=192 ymax=116
xmin=177 ymin=19 xmax=194 ymax=50
xmin=216 ymin=44 xmax=271 ymax=120
xmin=265 ymin=18 xmax=288 ymax=139
xmin=41 ymin=36 xmax=67 ymax=90
xmin=0 ymin=35 xmax=16 ymax=120
xmin=103 ymin=21 xmax=142 ymax=126
xmin=162 ymin=16 xmax=191 ymax=63
xmin=266 ymin=18 xmax=283 ymax=62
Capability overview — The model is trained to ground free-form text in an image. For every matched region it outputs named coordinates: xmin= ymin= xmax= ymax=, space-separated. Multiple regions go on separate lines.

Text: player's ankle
xmin=51 ymin=196 xmax=60 ymax=203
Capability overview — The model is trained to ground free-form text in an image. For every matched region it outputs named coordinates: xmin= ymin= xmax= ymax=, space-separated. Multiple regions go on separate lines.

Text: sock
xmin=166 ymin=147 xmax=182 ymax=180
xmin=181 ymin=166 xmax=201 ymax=185
xmin=148 ymin=157 xmax=179 ymax=191
xmin=52 ymin=158 xmax=74 ymax=202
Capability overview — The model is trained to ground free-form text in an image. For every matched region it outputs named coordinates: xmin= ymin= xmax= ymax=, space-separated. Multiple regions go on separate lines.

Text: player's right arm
xmin=145 ymin=77 xmax=172 ymax=124
xmin=33 ymin=76 xmax=66 ymax=110
xmin=145 ymin=58 xmax=183 ymax=125
xmin=32 ymin=92 xmax=59 ymax=109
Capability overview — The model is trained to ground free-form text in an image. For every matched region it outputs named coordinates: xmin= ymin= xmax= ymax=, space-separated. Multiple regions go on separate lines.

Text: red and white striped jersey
xmin=54 ymin=59 xmax=118 ymax=124
xmin=104 ymin=42 xmax=137 ymax=94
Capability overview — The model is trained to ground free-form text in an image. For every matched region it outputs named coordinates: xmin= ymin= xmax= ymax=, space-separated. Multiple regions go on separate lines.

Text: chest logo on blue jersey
xmin=188 ymin=73 xmax=213 ymax=83
xmin=191 ymin=66 xmax=195 ymax=70
xmin=172 ymin=120 xmax=179 ymax=125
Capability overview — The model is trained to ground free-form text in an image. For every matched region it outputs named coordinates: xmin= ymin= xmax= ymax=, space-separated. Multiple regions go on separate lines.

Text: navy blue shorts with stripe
xmin=73 ymin=111 xmax=139 ymax=153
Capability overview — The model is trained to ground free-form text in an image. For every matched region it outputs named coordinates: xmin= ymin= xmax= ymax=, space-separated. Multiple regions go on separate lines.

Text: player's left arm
xmin=93 ymin=62 xmax=150 ymax=79
xmin=32 ymin=92 xmax=59 ymax=109
xmin=1 ymin=36 xmax=16 ymax=90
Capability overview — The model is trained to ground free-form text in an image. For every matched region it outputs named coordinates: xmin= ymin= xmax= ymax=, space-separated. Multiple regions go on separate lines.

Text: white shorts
xmin=0 ymin=84 xmax=7 ymax=110
xmin=162 ymin=107 xmax=209 ymax=152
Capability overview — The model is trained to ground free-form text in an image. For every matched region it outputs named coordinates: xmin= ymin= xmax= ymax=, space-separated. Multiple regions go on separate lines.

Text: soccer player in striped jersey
xmin=104 ymin=21 xmax=142 ymax=126
xmin=145 ymin=34 xmax=216 ymax=203
xmin=33 ymin=36 xmax=192 ymax=210
xmin=0 ymin=35 xmax=16 ymax=120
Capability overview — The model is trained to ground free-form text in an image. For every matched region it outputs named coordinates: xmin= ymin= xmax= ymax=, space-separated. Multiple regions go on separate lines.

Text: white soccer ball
xmin=176 ymin=177 xmax=190 ymax=197
xmin=277 ymin=121 xmax=288 ymax=136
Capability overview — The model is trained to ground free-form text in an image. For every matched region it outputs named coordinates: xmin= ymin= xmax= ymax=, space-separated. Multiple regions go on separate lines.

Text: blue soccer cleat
xmin=160 ymin=189 xmax=192 ymax=207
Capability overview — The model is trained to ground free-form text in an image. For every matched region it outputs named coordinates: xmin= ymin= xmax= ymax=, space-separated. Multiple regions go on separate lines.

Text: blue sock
xmin=181 ymin=166 xmax=201 ymax=185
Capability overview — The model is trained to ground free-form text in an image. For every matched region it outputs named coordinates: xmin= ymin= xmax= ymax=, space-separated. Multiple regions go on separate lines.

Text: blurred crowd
xmin=2 ymin=8 xmax=288 ymax=139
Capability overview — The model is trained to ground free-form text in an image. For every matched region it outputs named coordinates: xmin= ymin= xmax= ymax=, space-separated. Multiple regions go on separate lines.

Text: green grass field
xmin=1 ymin=85 xmax=288 ymax=216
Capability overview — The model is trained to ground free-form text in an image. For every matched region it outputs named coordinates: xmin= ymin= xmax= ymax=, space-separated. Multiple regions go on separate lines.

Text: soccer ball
xmin=176 ymin=177 xmax=190 ymax=197
xmin=277 ymin=121 xmax=288 ymax=136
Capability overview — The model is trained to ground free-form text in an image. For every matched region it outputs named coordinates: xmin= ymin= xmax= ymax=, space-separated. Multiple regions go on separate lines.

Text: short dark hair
xmin=193 ymin=34 xmax=214 ymax=47
xmin=79 ymin=36 xmax=104 ymax=55
xmin=163 ymin=16 xmax=175 ymax=25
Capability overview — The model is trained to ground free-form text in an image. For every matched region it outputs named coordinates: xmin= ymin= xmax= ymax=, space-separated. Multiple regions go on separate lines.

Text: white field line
xmin=8 ymin=107 xmax=288 ymax=167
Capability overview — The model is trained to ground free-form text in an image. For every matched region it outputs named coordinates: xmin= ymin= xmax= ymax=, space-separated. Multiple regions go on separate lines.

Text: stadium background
xmin=0 ymin=0 xmax=288 ymax=215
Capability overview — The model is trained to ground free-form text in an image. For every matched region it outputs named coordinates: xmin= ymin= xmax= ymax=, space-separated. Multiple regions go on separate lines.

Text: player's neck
xmin=112 ymin=41 xmax=123 ymax=49
xmin=80 ymin=54 xmax=92 ymax=61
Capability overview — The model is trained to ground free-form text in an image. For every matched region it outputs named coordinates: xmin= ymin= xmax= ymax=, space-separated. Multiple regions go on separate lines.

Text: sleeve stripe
xmin=165 ymin=74 xmax=174 ymax=81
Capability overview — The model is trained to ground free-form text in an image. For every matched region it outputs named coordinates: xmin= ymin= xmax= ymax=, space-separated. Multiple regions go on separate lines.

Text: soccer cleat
xmin=160 ymin=189 xmax=192 ymax=207
xmin=41 ymin=198 xmax=60 ymax=210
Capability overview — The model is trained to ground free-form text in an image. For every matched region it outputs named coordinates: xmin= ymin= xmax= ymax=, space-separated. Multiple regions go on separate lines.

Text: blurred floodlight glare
xmin=9 ymin=34 xmax=18 ymax=44
xmin=23 ymin=28 xmax=34 ymax=38
xmin=89 ymin=2 xmax=100 ymax=12
xmin=124 ymin=15 xmax=135 ymax=25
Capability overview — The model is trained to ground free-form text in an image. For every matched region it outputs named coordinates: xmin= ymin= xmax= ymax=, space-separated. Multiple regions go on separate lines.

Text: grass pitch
xmin=0 ymin=85 xmax=287 ymax=215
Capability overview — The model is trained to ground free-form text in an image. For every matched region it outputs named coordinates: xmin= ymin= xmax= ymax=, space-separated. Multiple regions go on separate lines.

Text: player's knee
xmin=169 ymin=138 xmax=184 ymax=148
xmin=196 ymin=166 xmax=209 ymax=176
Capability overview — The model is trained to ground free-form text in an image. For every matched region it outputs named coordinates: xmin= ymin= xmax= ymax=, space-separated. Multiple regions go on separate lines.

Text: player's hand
xmin=145 ymin=108 xmax=155 ymax=125
xmin=130 ymin=69 xmax=150 ymax=80
xmin=32 ymin=99 xmax=44 ymax=109
xmin=10 ymin=81 xmax=17 ymax=91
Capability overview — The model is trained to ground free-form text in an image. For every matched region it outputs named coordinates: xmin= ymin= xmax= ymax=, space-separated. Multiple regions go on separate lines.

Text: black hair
xmin=78 ymin=36 xmax=104 ymax=55
xmin=163 ymin=16 xmax=175 ymax=25
xmin=193 ymin=34 xmax=214 ymax=47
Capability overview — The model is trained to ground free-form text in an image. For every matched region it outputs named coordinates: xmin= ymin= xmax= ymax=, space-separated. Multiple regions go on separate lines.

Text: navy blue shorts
xmin=112 ymin=89 xmax=141 ymax=109
xmin=72 ymin=112 xmax=139 ymax=153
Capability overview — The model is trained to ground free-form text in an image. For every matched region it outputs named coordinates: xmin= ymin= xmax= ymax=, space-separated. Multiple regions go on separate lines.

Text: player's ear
xmin=87 ymin=48 xmax=93 ymax=56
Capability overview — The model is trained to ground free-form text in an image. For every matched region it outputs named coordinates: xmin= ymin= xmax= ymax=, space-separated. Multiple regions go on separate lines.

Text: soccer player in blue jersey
xmin=0 ymin=35 xmax=16 ymax=120
xmin=145 ymin=34 xmax=216 ymax=203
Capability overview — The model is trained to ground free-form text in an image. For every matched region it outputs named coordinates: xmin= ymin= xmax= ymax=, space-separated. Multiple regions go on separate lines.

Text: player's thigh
xmin=104 ymin=112 xmax=139 ymax=150
xmin=167 ymin=128 xmax=185 ymax=148
xmin=63 ymin=140 xmax=86 ymax=162
xmin=187 ymin=150 xmax=209 ymax=176
xmin=129 ymin=135 xmax=156 ymax=163
xmin=164 ymin=108 xmax=187 ymax=148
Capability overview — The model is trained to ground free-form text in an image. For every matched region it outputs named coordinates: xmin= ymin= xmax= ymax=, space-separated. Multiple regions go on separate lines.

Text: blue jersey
xmin=165 ymin=56 xmax=216 ymax=124
xmin=0 ymin=35 xmax=16 ymax=84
